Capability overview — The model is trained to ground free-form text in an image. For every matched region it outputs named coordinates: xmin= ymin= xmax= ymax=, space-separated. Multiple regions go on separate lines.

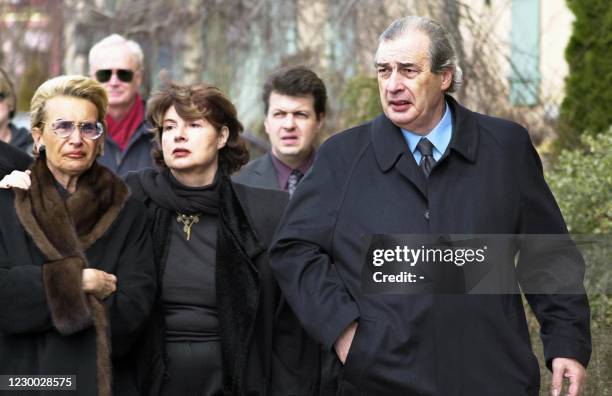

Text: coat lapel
xmin=253 ymin=153 xmax=280 ymax=190
xmin=445 ymin=95 xmax=479 ymax=164
xmin=370 ymin=96 xmax=480 ymax=200
xmin=371 ymin=114 xmax=428 ymax=199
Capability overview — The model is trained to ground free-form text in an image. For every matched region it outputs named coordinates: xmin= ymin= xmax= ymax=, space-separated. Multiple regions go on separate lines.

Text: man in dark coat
xmin=269 ymin=16 xmax=591 ymax=396
xmin=89 ymin=34 xmax=155 ymax=176
xmin=233 ymin=66 xmax=326 ymax=197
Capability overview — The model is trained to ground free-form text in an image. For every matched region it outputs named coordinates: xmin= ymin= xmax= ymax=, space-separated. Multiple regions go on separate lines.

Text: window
xmin=509 ymin=0 xmax=540 ymax=106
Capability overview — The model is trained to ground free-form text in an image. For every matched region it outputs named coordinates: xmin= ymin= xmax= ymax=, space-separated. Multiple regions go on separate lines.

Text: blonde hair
xmin=30 ymin=75 xmax=108 ymax=136
xmin=88 ymin=34 xmax=144 ymax=72
xmin=0 ymin=67 xmax=17 ymax=119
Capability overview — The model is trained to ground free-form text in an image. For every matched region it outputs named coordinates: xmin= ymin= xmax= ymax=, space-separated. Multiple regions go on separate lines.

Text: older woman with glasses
xmin=0 ymin=75 xmax=156 ymax=396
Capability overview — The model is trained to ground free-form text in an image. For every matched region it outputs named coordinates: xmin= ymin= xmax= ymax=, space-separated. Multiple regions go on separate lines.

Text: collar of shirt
xmin=401 ymin=101 xmax=452 ymax=164
xmin=270 ymin=149 xmax=316 ymax=191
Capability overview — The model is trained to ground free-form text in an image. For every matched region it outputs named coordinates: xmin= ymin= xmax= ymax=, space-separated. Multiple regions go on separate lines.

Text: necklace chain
xmin=176 ymin=213 xmax=201 ymax=241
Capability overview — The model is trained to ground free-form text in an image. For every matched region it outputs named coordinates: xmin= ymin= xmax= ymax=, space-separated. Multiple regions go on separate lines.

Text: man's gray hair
xmin=88 ymin=34 xmax=144 ymax=72
xmin=378 ymin=16 xmax=463 ymax=93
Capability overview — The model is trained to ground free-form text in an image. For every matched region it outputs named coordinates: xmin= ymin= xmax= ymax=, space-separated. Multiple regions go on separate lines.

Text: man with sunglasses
xmin=89 ymin=34 xmax=154 ymax=175
xmin=0 ymin=67 xmax=33 ymax=155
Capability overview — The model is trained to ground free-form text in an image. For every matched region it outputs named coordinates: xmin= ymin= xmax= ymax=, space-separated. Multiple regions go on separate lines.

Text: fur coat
xmin=0 ymin=158 xmax=157 ymax=396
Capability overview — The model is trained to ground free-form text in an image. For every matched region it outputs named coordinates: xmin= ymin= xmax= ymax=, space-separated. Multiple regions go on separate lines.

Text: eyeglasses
xmin=94 ymin=69 xmax=134 ymax=83
xmin=42 ymin=120 xmax=104 ymax=140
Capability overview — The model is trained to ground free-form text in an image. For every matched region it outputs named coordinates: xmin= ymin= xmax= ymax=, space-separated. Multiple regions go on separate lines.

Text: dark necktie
xmin=416 ymin=138 xmax=436 ymax=178
xmin=287 ymin=169 xmax=304 ymax=197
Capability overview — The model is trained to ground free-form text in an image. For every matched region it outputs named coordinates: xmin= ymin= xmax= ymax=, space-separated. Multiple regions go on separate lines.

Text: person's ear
xmin=218 ymin=126 xmax=229 ymax=149
xmin=263 ymin=113 xmax=272 ymax=137
xmin=31 ymin=126 xmax=42 ymax=141
xmin=440 ymin=68 xmax=453 ymax=91
xmin=134 ymin=68 xmax=144 ymax=89
xmin=31 ymin=127 xmax=44 ymax=156
xmin=316 ymin=113 xmax=326 ymax=132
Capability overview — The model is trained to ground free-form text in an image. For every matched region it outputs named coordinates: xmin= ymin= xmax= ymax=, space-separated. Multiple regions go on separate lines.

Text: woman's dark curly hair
xmin=147 ymin=82 xmax=249 ymax=175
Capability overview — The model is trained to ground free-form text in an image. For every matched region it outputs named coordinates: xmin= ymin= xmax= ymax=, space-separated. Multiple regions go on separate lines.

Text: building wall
xmin=459 ymin=0 xmax=573 ymax=109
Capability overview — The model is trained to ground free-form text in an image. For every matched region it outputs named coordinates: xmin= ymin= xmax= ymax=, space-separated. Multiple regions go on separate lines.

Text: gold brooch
xmin=176 ymin=213 xmax=201 ymax=241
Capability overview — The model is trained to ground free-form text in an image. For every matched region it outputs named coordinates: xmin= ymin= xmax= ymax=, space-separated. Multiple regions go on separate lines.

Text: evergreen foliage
xmin=556 ymin=0 xmax=612 ymax=152
xmin=546 ymin=127 xmax=612 ymax=329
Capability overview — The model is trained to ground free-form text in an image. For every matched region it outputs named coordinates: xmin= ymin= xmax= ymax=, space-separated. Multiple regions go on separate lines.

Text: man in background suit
xmin=233 ymin=66 xmax=326 ymax=197
xmin=270 ymin=15 xmax=590 ymax=396
xmin=234 ymin=65 xmax=340 ymax=395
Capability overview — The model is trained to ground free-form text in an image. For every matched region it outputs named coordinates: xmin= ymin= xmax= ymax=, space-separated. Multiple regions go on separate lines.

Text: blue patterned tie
xmin=416 ymin=138 xmax=436 ymax=178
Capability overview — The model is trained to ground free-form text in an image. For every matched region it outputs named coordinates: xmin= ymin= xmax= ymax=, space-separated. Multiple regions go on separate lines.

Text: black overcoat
xmin=269 ymin=96 xmax=591 ymax=396
xmin=125 ymin=173 xmax=320 ymax=396
xmin=0 ymin=189 xmax=157 ymax=395
xmin=0 ymin=140 xmax=32 ymax=178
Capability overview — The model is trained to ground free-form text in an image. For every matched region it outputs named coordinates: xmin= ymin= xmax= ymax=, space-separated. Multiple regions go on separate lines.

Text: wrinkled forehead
xmin=44 ymin=95 xmax=99 ymax=122
xmin=90 ymin=44 xmax=140 ymax=71
xmin=374 ymin=30 xmax=431 ymax=66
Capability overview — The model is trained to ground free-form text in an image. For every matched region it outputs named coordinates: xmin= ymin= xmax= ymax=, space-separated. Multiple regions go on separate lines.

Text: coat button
xmin=424 ymin=210 xmax=431 ymax=220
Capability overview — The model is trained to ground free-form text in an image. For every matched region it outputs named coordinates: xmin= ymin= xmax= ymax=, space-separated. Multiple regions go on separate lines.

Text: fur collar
xmin=14 ymin=157 xmax=129 ymax=396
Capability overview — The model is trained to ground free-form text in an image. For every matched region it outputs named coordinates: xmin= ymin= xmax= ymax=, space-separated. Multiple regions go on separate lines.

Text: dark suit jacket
xmin=269 ymin=96 xmax=591 ymax=396
xmin=233 ymin=152 xmax=280 ymax=190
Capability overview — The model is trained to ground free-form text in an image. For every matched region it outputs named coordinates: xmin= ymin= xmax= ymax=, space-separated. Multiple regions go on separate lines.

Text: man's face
xmin=264 ymin=92 xmax=323 ymax=162
xmin=90 ymin=45 xmax=142 ymax=109
xmin=375 ymin=30 xmax=451 ymax=134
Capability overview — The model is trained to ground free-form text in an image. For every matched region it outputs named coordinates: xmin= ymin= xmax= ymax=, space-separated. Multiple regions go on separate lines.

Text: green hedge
xmin=556 ymin=0 xmax=612 ymax=153
xmin=530 ymin=127 xmax=612 ymax=394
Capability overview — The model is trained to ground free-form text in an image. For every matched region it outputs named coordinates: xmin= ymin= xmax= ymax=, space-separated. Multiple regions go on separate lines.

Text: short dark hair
xmin=147 ymin=82 xmax=249 ymax=175
xmin=262 ymin=66 xmax=327 ymax=119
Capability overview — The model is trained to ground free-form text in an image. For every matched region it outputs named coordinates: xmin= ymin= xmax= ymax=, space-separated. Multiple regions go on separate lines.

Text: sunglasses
xmin=94 ymin=69 xmax=134 ymax=83
xmin=42 ymin=120 xmax=104 ymax=140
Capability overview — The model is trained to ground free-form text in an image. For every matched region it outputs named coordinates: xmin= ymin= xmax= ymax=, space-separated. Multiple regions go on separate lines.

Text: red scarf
xmin=105 ymin=94 xmax=145 ymax=152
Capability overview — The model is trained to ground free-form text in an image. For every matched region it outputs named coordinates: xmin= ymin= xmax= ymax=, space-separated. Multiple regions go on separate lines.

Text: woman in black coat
xmin=0 ymin=75 xmax=157 ymax=396
xmin=124 ymin=82 xmax=319 ymax=395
